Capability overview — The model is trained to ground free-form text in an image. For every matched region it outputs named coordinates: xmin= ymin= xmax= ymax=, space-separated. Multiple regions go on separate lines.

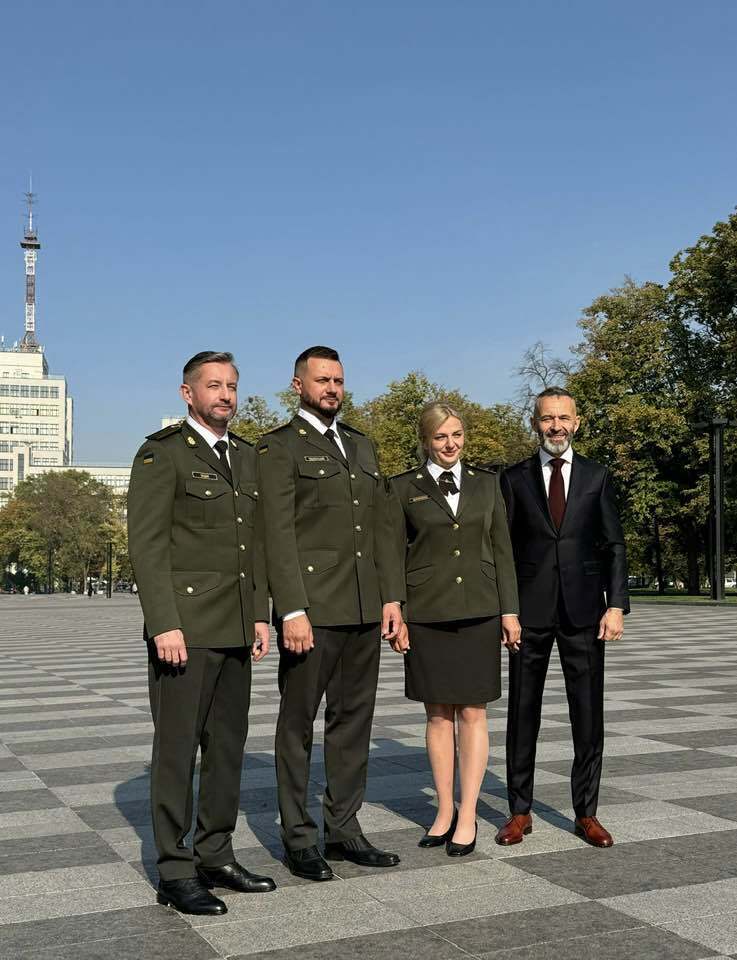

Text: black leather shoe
xmin=446 ymin=822 xmax=477 ymax=857
xmin=419 ymin=810 xmax=458 ymax=848
xmin=157 ymin=877 xmax=227 ymax=915
xmin=325 ymin=834 xmax=400 ymax=867
xmin=284 ymin=845 xmax=334 ymax=881
xmin=198 ymin=861 xmax=276 ymax=893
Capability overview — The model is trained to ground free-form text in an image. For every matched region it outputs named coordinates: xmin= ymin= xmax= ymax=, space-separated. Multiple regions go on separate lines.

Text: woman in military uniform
xmin=390 ymin=402 xmax=521 ymax=856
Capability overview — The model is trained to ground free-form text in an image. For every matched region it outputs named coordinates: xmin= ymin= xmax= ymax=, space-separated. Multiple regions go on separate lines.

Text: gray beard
xmin=540 ymin=434 xmax=572 ymax=456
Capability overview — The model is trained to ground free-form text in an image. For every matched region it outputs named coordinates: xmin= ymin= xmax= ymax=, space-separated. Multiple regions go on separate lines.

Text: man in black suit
xmin=495 ymin=387 xmax=628 ymax=849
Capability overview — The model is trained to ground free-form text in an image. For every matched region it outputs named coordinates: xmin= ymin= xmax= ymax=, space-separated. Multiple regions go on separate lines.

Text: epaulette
xmin=263 ymin=422 xmax=291 ymax=437
xmin=389 ymin=466 xmax=419 ymax=480
xmin=227 ymin=430 xmax=253 ymax=446
xmin=337 ymin=421 xmax=366 ymax=436
xmin=145 ymin=422 xmax=183 ymax=441
xmin=468 ymin=462 xmax=501 ymax=474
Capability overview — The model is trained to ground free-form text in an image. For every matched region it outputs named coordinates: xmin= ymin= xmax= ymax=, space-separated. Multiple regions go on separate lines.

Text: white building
xmin=0 ymin=349 xmax=74 ymax=504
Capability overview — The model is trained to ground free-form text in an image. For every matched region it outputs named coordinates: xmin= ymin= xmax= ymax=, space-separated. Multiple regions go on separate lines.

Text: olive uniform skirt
xmin=404 ymin=616 xmax=501 ymax=704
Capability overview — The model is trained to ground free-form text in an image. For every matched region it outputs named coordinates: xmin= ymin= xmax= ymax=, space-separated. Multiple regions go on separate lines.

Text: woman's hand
xmin=389 ymin=622 xmax=410 ymax=655
xmin=501 ymin=614 xmax=522 ymax=653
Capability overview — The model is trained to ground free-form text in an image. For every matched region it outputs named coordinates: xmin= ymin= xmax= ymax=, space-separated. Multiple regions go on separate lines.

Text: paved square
xmin=0 ymin=597 xmax=735 ymax=959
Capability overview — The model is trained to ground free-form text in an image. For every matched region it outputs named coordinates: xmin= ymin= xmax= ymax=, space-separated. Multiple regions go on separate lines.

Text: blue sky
xmin=1 ymin=0 xmax=735 ymax=463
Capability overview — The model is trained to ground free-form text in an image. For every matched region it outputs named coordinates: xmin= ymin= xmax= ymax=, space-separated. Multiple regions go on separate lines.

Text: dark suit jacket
xmin=127 ymin=420 xmax=268 ymax=646
xmin=256 ymin=416 xmax=405 ymax=626
xmin=501 ymin=452 xmax=629 ymax=629
xmin=390 ymin=464 xmax=519 ymax=623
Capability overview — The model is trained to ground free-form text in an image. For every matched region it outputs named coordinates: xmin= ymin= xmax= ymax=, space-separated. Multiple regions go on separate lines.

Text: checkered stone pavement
xmin=1 ymin=597 xmax=737 ymax=959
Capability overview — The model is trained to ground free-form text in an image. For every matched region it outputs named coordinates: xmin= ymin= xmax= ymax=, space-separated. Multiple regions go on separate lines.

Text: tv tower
xmin=19 ymin=177 xmax=41 ymax=351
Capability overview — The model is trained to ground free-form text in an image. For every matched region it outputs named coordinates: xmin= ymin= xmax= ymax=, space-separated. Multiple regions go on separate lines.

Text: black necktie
xmin=325 ymin=428 xmax=346 ymax=462
xmin=548 ymin=458 xmax=566 ymax=529
xmin=214 ymin=439 xmax=233 ymax=485
xmin=438 ymin=470 xmax=459 ymax=497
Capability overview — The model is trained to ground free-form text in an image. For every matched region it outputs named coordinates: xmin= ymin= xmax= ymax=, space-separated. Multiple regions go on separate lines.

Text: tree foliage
xmin=0 ymin=472 xmax=125 ymax=591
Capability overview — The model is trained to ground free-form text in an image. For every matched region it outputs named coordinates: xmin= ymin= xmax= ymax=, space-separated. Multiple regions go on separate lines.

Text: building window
xmin=0 ymin=459 xmax=11 ymax=471
xmin=0 ymin=478 xmax=11 ymax=491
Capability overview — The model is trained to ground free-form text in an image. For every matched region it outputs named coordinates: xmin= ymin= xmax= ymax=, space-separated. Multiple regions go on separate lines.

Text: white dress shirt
xmin=426 ymin=458 xmax=462 ymax=516
xmin=297 ymin=408 xmax=347 ymax=459
xmin=539 ymin=445 xmax=573 ymax=498
xmin=186 ymin=415 xmax=231 ymax=466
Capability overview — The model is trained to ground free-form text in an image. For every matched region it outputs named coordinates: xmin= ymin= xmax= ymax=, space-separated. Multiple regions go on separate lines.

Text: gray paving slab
xmin=0 ymin=598 xmax=736 ymax=958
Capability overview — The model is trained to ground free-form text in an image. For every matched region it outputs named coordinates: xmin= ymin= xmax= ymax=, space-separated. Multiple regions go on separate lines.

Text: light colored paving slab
xmin=664 ymin=912 xmax=737 ymax=955
xmin=604 ymin=878 xmax=737 ymax=923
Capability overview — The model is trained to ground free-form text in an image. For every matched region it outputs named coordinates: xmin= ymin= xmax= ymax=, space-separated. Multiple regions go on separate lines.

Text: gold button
xmin=237 ymin=517 xmax=243 ymax=523
xmin=353 ymin=499 xmax=359 ymax=505
xmin=319 ymin=469 xmax=325 ymax=476
xmin=186 ymin=586 xmax=194 ymax=594
xmin=240 ymin=544 xmax=246 ymax=551
xmin=307 ymin=565 xmax=314 ymax=573
xmin=205 ymin=490 xmax=212 ymax=497
xmin=374 ymin=471 xmax=379 ymax=477
xmin=234 ymin=491 xmax=239 ymax=497
xmin=355 ymin=525 xmax=361 ymax=532
xmin=452 ymin=523 xmax=459 ymax=530
xmin=299 ymin=428 xmax=307 ymax=435
xmin=455 ymin=576 xmax=463 ymax=584
xmin=350 ymin=473 xmax=356 ymax=479
xmin=453 ymin=549 xmax=461 ymax=557
xmin=240 ymin=572 xmax=245 ymax=579
xmin=356 ymin=551 xmax=362 ymax=558
xmin=468 ymin=469 xmax=475 ymax=476
xmin=416 ymin=473 xmax=423 ymax=479
xmin=254 ymin=490 xmax=259 ymax=497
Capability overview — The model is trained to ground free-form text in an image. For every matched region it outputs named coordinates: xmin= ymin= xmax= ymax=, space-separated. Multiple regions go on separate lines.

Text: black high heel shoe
xmin=446 ymin=821 xmax=477 ymax=857
xmin=418 ymin=809 xmax=458 ymax=848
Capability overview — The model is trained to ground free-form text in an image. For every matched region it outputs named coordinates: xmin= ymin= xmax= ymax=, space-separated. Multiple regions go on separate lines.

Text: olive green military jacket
xmin=127 ymin=420 xmax=268 ymax=647
xmin=256 ymin=415 xmax=405 ymax=626
xmin=390 ymin=463 xmax=519 ymax=623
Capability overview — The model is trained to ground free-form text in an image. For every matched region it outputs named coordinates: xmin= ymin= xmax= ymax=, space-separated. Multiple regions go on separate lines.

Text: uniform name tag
xmin=192 ymin=471 xmax=218 ymax=480
xmin=409 ymin=494 xmax=430 ymax=503
xmin=304 ymin=455 xmax=330 ymax=462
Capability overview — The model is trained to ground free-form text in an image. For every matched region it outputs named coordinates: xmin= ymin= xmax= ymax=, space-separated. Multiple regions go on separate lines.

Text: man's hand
xmin=501 ymin=614 xmax=522 ymax=652
xmin=282 ymin=613 xmax=314 ymax=655
xmin=252 ymin=622 xmax=270 ymax=662
xmin=154 ymin=629 xmax=188 ymax=666
xmin=381 ymin=602 xmax=403 ymax=641
xmin=598 ymin=607 xmax=624 ymax=642
xmin=389 ymin=621 xmax=410 ymax=655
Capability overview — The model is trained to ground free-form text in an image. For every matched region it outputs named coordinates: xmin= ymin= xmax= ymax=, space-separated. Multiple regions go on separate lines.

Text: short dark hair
xmin=183 ymin=351 xmax=239 ymax=384
xmin=294 ymin=345 xmax=341 ymax=377
xmin=533 ymin=386 xmax=575 ymax=419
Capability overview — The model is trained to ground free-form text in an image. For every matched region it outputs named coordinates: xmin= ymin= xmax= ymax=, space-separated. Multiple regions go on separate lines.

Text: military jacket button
xmin=452 ymin=523 xmax=459 ymax=530
xmin=455 ymin=576 xmax=463 ymax=584
xmin=240 ymin=572 xmax=246 ymax=579
xmin=453 ymin=549 xmax=461 ymax=557
xmin=186 ymin=586 xmax=194 ymax=594
xmin=307 ymin=565 xmax=314 ymax=573
xmin=205 ymin=490 xmax=212 ymax=497
xmin=237 ymin=517 xmax=243 ymax=523
xmin=239 ymin=544 xmax=246 ymax=551
xmin=353 ymin=499 xmax=359 ymax=505
xmin=356 ymin=551 xmax=362 ymax=558
xmin=350 ymin=473 xmax=356 ymax=479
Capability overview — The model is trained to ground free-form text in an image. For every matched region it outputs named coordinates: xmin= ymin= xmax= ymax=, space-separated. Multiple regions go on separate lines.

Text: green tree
xmin=566 ymin=279 xmax=708 ymax=593
xmin=0 ymin=472 xmax=118 ymax=592
xmin=230 ymin=395 xmax=283 ymax=445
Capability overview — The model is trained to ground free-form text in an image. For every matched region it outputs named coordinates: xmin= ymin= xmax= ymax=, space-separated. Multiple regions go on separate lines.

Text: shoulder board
xmin=389 ymin=467 xmax=418 ymax=480
xmin=263 ymin=422 xmax=290 ymax=437
xmin=337 ymin=421 xmax=366 ymax=437
xmin=145 ymin=422 xmax=183 ymax=441
xmin=467 ymin=463 xmax=500 ymax=475
xmin=227 ymin=430 xmax=253 ymax=447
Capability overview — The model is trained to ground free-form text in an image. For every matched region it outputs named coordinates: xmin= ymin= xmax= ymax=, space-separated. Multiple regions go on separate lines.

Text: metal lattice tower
xmin=19 ymin=178 xmax=41 ymax=351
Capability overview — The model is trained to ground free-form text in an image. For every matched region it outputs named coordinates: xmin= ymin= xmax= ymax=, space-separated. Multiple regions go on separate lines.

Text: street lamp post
xmin=106 ymin=540 xmax=113 ymax=599
xmin=694 ymin=417 xmax=736 ymax=601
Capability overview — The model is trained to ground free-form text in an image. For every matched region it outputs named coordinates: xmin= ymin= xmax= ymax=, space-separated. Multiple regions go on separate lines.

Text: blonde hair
xmin=417 ymin=402 xmax=465 ymax=461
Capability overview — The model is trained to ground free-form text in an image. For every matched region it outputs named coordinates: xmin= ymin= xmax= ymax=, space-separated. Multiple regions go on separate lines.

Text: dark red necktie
xmin=548 ymin=458 xmax=566 ymax=529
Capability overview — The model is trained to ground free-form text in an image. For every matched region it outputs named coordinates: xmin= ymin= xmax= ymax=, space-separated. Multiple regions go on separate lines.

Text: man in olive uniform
xmin=257 ymin=346 xmax=405 ymax=881
xmin=127 ymin=351 xmax=276 ymax=916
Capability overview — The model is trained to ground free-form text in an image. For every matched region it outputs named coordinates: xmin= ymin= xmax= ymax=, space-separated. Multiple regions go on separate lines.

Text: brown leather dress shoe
xmin=575 ymin=816 xmax=613 ymax=848
xmin=495 ymin=814 xmax=532 ymax=846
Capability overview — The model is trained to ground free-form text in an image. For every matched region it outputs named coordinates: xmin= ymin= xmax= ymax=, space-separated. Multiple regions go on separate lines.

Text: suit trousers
xmin=148 ymin=643 xmax=251 ymax=880
xmin=275 ymin=623 xmax=381 ymax=850
xmin=506 ymin=603 xmax=605 ymax=818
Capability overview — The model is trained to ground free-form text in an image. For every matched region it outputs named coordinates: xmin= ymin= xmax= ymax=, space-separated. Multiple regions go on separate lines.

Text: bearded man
xmin=495 ymin=387 xmax=629 ymax=849
xmin=256 ymin=346 xmax=405 ymax=881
